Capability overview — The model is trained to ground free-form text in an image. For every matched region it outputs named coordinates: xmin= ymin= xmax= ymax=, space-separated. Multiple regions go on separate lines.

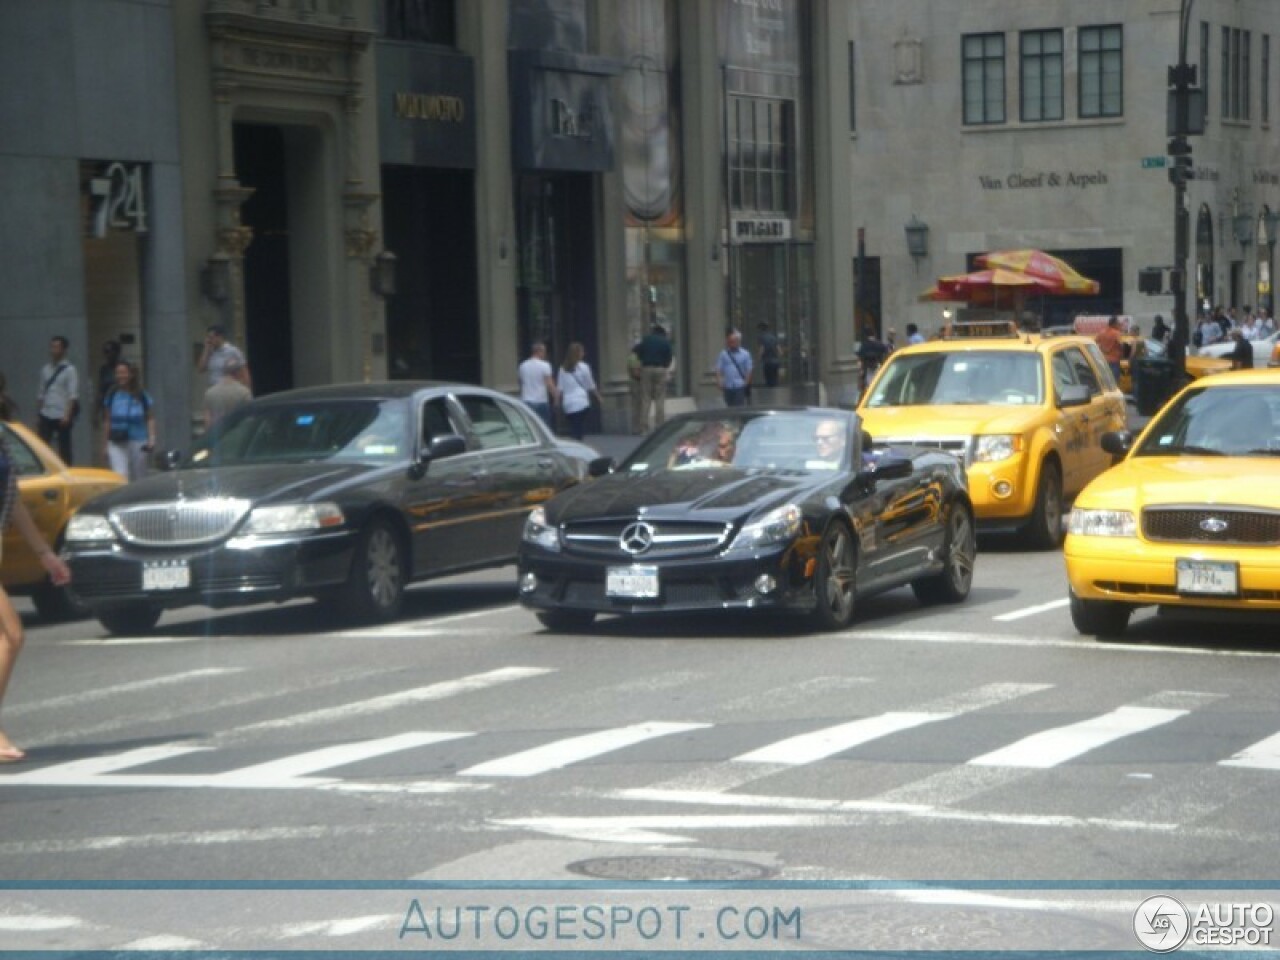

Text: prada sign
xmin=511 ymin=50 xmax=620 ymax=172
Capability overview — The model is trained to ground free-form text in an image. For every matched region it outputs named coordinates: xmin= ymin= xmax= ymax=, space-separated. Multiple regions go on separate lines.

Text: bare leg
xmin=0 ymin=585 xmax=26 ymax=758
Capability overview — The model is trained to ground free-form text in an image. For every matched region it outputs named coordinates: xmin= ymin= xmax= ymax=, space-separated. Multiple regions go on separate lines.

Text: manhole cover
xmin=567 ymin=855 xmax=776 ymax=882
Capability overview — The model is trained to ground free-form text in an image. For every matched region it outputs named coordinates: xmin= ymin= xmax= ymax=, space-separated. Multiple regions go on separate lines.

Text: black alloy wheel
xmin=338 ymin=517 xmax=406 ymax=623
xmin=912 ymin=502 xmax=976 ymax=605
xmin=810 ymin=521 xmax=858 ymax=631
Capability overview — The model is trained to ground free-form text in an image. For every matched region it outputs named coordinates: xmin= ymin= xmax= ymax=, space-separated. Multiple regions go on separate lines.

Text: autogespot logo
xmin=1134 ymin=896 xmax=1191 ymax=953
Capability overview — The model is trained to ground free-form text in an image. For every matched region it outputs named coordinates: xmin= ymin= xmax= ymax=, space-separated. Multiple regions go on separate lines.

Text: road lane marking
xmin=1221 ymin=731 xmax=1280 ymax=770
xmin=214 ymin=731 xmax=472 ymax=786
xmin=336 ymin=605 xmax=522 ymax=637
xmin=58 ymin=636 xmax=206 ymax=646
xmin=458 ymin=722 xmax=710 ymax=778
xmin=492 ymin=813 xmax=837 ymax=845
xmin=993 ymin=598 xmax=1070 ymax=621
xmin=7 ymin=668 xmax=243 ymax=716
xmin=849 ymin=629 xmax=1280 ymax=658
xmin=0 ymin=824 xmax=395 ymax=855
xmin=228 ymin=666 xmax=554 ymax=735
xmin=734 ymin=712 xmax=948 ymax=765
xmin=3 ymin=744 xmax=212 ymax=783
xmin=969 ymin=706 xmax=1189 ymax=768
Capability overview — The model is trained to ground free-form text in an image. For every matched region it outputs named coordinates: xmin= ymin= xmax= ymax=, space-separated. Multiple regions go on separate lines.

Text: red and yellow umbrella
xmin=918 ymin=267 xmax=1057 ymax=304
xmin=974 ymin=249 xmax=1101 ymax=295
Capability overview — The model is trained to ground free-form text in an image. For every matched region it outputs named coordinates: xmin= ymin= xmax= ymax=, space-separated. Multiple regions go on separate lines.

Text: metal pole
xmin=1169 ymin=0 xmax=1194 ymax=376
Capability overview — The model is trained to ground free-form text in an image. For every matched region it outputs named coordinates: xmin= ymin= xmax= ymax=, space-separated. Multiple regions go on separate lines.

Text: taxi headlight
xmin=241 ymin=503 xmax=345 ymax=535
xmin=726 ymin=504 xmax=803 ymax=553
xmin=522 ymin=506 xmax=561 ymax=552
xmin=1068 ymin=508 xmax=1136 ymax=538
xmin=65 ymin=513 xmax=116 ymax=543
xmin=973 ymin=435 xmax=1023 ymax=463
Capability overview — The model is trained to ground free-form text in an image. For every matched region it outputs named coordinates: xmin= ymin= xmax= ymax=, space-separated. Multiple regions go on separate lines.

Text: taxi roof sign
xmin=944 ymin=320 xmax=1022 ymax=339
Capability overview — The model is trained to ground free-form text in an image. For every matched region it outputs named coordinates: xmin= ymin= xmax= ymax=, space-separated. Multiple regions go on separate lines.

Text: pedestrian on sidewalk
xmin=1095 ymin=316 xmax=1124 ymax=383
xmin=716 ymin=329 xmax=753 ymax=407
xmin=757 ymin=321 xmax=781 ymax=387
xmin=0 ymin=426 xmax=71 ymax=763
xmin=103 ymin=360 xmax=156 ymax=481
xmin=35 ymin=335 xmax=79 ymax=465
xmin=634 ymin=322 xmax=673 ymax=432
xmin=203 ymin=357 xmax=253 ymax=430
xmin=197 ymin=325 xmax=251 ymax=391
xmin=518 ymin=341 xmax=558 ymax=432
xmin=557 ymin=343 xmax=602 ymax=442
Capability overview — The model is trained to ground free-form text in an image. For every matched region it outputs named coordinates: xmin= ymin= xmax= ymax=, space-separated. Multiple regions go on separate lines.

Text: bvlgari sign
xmin=732 ymin=217 xmax=792 ymax=242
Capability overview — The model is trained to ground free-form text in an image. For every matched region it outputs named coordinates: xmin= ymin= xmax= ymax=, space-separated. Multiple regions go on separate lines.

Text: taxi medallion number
xmin=1175 ymin=558 xmax=1238 ymax=596
xmin=143 ymin=561 xmax=191 ymax=591
xmin=606 ymin=565 xmax=660 ymax=599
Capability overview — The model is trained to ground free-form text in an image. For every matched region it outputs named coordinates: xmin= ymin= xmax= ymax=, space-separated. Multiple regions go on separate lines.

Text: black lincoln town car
xmin=64 ymin=383 xmax=590 ymax=635
xmin=517 ymin=408 xmax=976 ymax=632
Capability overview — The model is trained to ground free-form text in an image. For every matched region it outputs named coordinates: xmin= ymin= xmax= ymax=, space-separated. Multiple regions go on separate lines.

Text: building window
xmin=1079 ymin=25 xmax=1123 ymax=118
xmin=1264 ymin=35 xmax=1271 ymax=124
xmin=848 ymin=42 xmax=856 ymax=132
xmin=1020 ymin=29 xmax=1063 ymax=121
xmin=1243 ymin=30 xmax=1252 ymax=120
xmin=728 ymin=95 xmax=793 ymax=215
xmin=380 ymin=0 xmax=455 ymax=45
xmin=1222 ymin=26 xmax=1231 ymax=117
xmin=1200 ymin=21 xmax=1210 ymax=120
xmin=963 ymin=33 xmax=1005 ymax=125
xmin=1223 ymin=27 xmax=1252 ymax=120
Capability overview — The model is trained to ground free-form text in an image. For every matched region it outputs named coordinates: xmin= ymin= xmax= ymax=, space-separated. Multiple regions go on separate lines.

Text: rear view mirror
xmin=1058 ymin=384 xmax=1091 ymax=407
xmin=159 ymin=450 xmax=182 ymax=471
xmin=428 ymin=434 xmax=467 ymax=460
xmin=588 ymin=456 xmax=615 ymax=478
xmin=1101 ymin=431 xmax=1133 ymax=456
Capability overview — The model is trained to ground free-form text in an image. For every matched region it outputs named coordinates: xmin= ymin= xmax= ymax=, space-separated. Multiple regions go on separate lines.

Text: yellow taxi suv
xmin=1 ymin=420 xmax=123 ymax=620
xmin=1064 ymin=368 xmax=1280 ymax=636
xmin=858 ymin=322 xmax=1127 ymax=548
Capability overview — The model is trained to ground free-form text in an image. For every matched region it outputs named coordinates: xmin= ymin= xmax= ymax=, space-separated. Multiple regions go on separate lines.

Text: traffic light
xmin=1138 ymin=268 xmax=1164 ymax=295
xmin=1168 ymin=154 xmax=1193 ymax=186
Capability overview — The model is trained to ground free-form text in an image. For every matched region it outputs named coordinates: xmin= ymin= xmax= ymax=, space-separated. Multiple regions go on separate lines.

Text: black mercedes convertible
xmin=517 ymin=408 xmax=976 ymax=631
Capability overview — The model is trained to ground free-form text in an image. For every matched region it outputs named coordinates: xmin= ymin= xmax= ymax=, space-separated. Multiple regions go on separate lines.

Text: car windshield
xmin=864 ymin=351 xmax=1044 ymax=407
xmin=622 ymin=411 xmax=855 ymax=475
xmin=189 ymin=399 xmax=412 ymax=467
xmin=1134 ymin=384 xmax=1280 ymax=457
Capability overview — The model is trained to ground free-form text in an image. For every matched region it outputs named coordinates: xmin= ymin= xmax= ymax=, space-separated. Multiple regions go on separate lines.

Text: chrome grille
xmin=562 ymin=519 xmax=733 ymax=559
xmin=877 ymin=436 xmax=971 ymax=467
xmin=1142 ymin=507 xmax=1280 ymax=545
xmin=110 ymin=499 xmax=253 ymax=546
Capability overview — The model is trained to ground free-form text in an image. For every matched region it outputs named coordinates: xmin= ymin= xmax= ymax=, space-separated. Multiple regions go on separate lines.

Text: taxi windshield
xmin=189 ymin=399 xmax=412 ymax=467
xmin=1134 ymin=384 xmax=1280 ymax=457
xmin=864 ymin=351 xmax=1044 ymax=407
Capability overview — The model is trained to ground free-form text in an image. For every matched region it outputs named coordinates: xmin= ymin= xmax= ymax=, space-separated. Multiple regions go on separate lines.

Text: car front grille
xmin=110 ymin=499 xmax=253 ymax=546
xmin=1142 ymin=507 xmax=1280 ymax=545
xmin=876 ymin=436 xmax=971 ymax=467
xmin=561 ymin=519 xmax=733 ymax=560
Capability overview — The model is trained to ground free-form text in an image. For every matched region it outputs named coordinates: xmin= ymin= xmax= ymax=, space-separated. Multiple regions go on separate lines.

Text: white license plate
xmin=606 ymin=565 xmax=660 ymax=599
xmin=143 ymin=562 xmax=191 ymax=591
xmin=1175 ymin=559 xmax=1238 ymax=596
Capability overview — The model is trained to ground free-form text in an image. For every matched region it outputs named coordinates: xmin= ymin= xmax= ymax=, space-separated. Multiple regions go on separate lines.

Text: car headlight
xmin=725 ymin=504 xmax=803 ymax=553
xmin=973 ymin=435 xmax=1023 ymax=463
xmin=1067 ymin=508 xmax=1136 ymax=537
xmin=522 ymin=506 xmax=561 ymax=552
xmin=241 ymin=503 xmax=345 ymax=535
xmin=65 ymin=513 xmax=116 ymax=543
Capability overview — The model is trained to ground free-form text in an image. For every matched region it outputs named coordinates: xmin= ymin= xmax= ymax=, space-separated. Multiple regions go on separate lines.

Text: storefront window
xmin=1196 ymin=204 xmax=1215 ymax=310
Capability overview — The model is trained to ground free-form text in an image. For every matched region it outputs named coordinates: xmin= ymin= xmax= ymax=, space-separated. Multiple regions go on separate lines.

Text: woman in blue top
xmin=103 ymin=360 xmax=156 ymax=481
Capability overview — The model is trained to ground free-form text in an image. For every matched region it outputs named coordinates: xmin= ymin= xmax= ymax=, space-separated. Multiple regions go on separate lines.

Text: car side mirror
xmin=1100 ymin=431 xmax=1133 ymax=456
xmin=410 ymin=434 xmax=468 ymax=479
xmin=159 ymin=449 xmax=182 ymax=471
xmin=1058 ymin=384 xmax=1091 ymax=408
xmin=587 ymin=456 xmax=615 ymax=478
xmin=854 ymin=454 xmax=912 ymax=491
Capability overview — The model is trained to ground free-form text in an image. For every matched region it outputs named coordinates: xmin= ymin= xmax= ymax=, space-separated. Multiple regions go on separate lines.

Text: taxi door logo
xmin=1134 ymin=895 xmax=1191 ymax=952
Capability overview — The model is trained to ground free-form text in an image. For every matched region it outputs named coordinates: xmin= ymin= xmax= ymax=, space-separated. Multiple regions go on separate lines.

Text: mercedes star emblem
xmin=620 ymin=521 xmax=655 ymax=555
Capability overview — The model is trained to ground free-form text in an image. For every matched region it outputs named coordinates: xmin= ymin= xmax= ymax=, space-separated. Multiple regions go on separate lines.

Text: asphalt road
xmin=6 ymin=532 xmax=1280 ymax=896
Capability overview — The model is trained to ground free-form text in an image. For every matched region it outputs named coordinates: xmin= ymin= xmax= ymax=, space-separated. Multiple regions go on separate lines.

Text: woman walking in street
xmin=103 ymin=360 xmax=156 ymax=481
xmin=557 ymin=342 xmax=602 ymax=441
xmin=0 ymin=408 xmax=72 ymax=761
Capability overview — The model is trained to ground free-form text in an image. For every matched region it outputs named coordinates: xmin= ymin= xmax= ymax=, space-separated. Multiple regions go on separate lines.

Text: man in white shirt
xmin=35 ymin=335 xmax=79 ymax=464
xmin=197 ymin=325 xmax=251 ymax=390
xmin=517 ymin=341 xmax=558 ymax=431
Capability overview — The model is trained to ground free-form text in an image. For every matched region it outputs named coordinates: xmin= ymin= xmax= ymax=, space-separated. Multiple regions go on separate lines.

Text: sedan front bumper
xmin=1065 ymin=534 xmax=1280 ymax=610
xmin=66 ymin=530 xmax=357 ymax=611
xmin=517 ymin=543 xmax=814 ymax=616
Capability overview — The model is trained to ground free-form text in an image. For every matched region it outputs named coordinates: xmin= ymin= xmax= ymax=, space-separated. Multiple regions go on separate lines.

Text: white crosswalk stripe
xmin=1221 ymin=731 xmax=1280 ymax=771
xmin=969 ymin=706 xmax=1189 ymax=768
xmin=458 ymin=722 xmax=710 ymax=778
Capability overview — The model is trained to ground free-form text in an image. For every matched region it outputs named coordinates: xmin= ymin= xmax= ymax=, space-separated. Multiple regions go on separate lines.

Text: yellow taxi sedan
xmin=858 ymin=323 xmax=1127 ymax=548
xmin=1 ymin=421 xmax=123 ymax=619
xmin=1065 ymin=368 xmax=1280 ymax=636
